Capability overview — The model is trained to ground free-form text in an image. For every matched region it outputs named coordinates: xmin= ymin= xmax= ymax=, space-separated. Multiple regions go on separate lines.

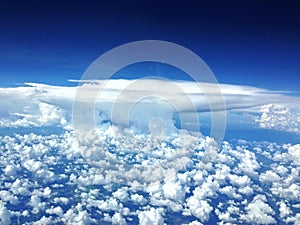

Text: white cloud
xmin=0 ymin=201 xmax=11 ymax=225
xmin=138 ymin=207 xmax=165 ymax=225
xmin=259 ymin=170 xmax=281 ymax=184
xmin=53 ymin=197 xmax=69 ymax=205
xmin=62 ymin=208 xmax=91 ymax=225
xmin=3 ymin=164 xmax=19 ymax=177
xmin=271 ymin=183 xmax=300 ymax=201
xmin=0 ymin=100 xmax=300 ymax=225
xmin=240 ymin=195 xmax=276 ymax=224
xmin=0 ymin=190 xmax=19 ymax=205
xmin=278 ymin=201 xmax=292 ymax=220
xmin=286 ymin=213 xmax=300 ymax=224
xmin=215 ymin=208 xmax=237 ymax=223
xmin=256 ymin=104 xmax=300 ymax=133
xmin=0 ymin=80 xmax=299 ymax=134
xmin=220 ymin=186 xmax=242 ymax=199
xmin=113 ymin=187 xmax=129 ymax=202
xmin=111 ymin=212 xmax=127 ymax=225
xmin=131 ymin=193 xmax=147 ymax=205
xmin=228 ymin=174 xmax=251 ymax=188
xmin=185 ymin=197 xmax=213 ymax=222
xmin=287 ymin=144 xmax=300 ymax=166
xmin=236 ymin=149 xmax=260 ymax=177
xmin=45 ymin=206 xmax=64 ymax=216
xmin=10 ymin=178 xmax=30 ymax=195
xmin=162 ymin=175 xmax=186 ymax=202
xmin=29 ymin=195 xmax=44 ymax=214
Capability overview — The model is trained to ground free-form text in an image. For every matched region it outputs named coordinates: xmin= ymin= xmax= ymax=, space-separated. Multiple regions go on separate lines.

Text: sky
xmin=0 ymin=0 xmax=299 ymax=91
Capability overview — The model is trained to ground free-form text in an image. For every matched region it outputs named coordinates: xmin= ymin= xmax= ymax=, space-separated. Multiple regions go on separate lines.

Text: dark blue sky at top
xmin=0 ymin=0 xmax=299 ymax=92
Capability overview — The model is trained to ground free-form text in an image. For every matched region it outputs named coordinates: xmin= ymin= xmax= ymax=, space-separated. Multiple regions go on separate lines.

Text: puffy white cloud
xmin=256 ymin=104 xmax=300 ymax=133
xmin=113 ymin=187 xmax=129 ymax=202
xmin=43 ymin=187 xmax=52 ymax=198
xmin=0 ymin=201 xmax=11 ymax=225
xmin=111 ymin=212 xmax=127 ymax=225
xmin=185 ymin=197 xmax=213 ymax=222
xmin=274 ymin=165 xmax=289 ymax=176
xmin=38 ymin=102 xmax=66 ymax=126
xmin=53 ymin=197 xmax=69 ymax=205
xmin=228 ymin=174 xmax=251 ymax=188
xmin=10 ymin=178 xmax=30 ymax=195
xmin=215 ymin=208 xmax=237 ymax=223
xmin=238 ymin=186 xmax=254 ymax=196
xmin=285 ymin=213 xmax=300 ymax=224
xmin=0 ymin=84 xmax=70 ymax=128
xmin=240 ymin=195 xmax=276 ymax=224
xmin=0 ymin=190 xmax=18 ymax=205
xmin=162 ymin=174 xmax=186 ymax=202
xmin=259 ymin=170 xmax=281 ymax=184
xmin=138 ymin=207 xmax=165 ymax=225
xmin=287 ymin=144 xmax=300 ymax=166
xmin=219 ymin=186 xmax=241 ymax=199
xmin=62 ymin=209 xmax=91 ymax=225
xmin=131 ymin=193 xmax=147 ymax=205
xmin=236 ymin=149 xmax=260 ymax=177
xmin=32 ymin=216 xmax=54 ymax=225
xmin=45 ymin=206 xmax=64 ymax=216
xmin=29 ymin=194 xmax=46 ymax=214
xmin=3 ymin=164 xmax=19 ymax=177
xmin=213 ymin=164 xmax=231 ymax=185
xmin=271 ymin=183 xmax=300 ymax=201
xmin=278 ymin=201 xmax=292 ymax=219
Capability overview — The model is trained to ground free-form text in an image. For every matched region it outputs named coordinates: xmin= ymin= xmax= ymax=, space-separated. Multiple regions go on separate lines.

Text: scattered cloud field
xmin=0 ymin=130 xmax=300 ymax=224
xmin=0 ymin=80 xmax=299 ymax=224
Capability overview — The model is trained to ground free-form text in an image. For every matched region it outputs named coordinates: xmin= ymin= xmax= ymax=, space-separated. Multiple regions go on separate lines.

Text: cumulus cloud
xmin=259 ymin=170 xmax=281 ymax=184
xmin=0 ymin=201 xmax=11 ymax=225
xmin=240 ymin=195 xmax=276 ymax=224
xmin=138 ymin=207 xmax=165 ymax=225
xmin=0 ymin=128 xmax=300 ymax=224
xmin=256 ymin=104 xmax=300 ymax=133
xmin=185 ymin=197 xmax=213 ymax=222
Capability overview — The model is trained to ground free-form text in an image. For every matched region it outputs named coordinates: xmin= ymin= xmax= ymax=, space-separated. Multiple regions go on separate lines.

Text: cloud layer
xmin=0 ymin=79 xmax=299 ymax=134
xmin=0 ymin=129 xmax=300 ymax=224
xmin=0 ymin=79 xmax=299 ymax=224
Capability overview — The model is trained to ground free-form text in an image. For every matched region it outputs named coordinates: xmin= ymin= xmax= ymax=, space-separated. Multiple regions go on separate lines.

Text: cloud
xmin=256 ymin=104 xmax=300 ymax=133
xmin=0 ymin=127 xmax=300 ymax=223
xmin=0 ymin=85 xmax=69 ymax=128
xmin=0 ymin=202 xmax=11 ymax=225
xmin=228 ymin=174 xmax=251 ymax=188
xmin=185 ymin=197 xmax=213 ymax=222
xmin=0 ymin=79 xmax=300 ymax=224
xmin=240 ymin=195 xmax=276 ymax=224
xmin=0 ymin=79 xmax=299 ymax=134
xmin=278 ymin=201 xmax=292 ymax=220
xmin=138 ymin=207 xmax=165 ymax=225
xmin=259 ymin=170 xmax=281 ymax=184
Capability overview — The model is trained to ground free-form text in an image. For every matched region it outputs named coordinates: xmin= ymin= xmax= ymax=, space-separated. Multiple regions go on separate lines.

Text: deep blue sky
xmin=0 ymin=0 xmax=299 ymax=91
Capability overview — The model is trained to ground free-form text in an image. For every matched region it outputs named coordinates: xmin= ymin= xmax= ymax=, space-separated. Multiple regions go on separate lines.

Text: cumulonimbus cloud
xmin=0 ymin=79 xmax=299 ymax=133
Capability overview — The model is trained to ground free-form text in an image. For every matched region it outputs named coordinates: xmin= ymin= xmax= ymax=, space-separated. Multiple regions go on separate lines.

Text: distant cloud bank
xmin=0 ymin=79 xmax=299 ymax=134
